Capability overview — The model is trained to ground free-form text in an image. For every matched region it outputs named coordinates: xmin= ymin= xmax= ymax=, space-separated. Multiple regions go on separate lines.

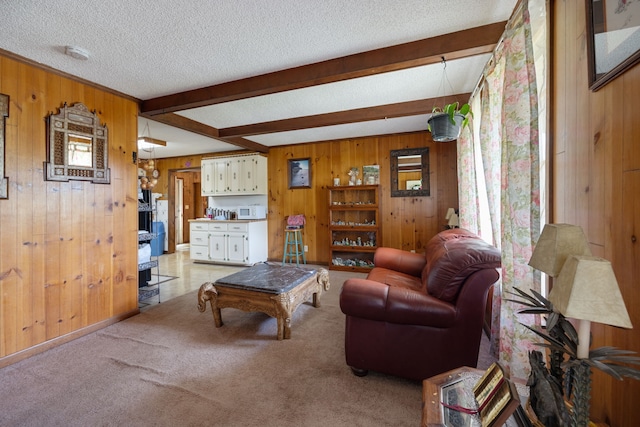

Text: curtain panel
xmin=457 ymin=0 xmax=542 ymax=379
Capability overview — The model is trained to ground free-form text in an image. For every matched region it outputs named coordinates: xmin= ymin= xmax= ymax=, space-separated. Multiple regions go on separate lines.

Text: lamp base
xmin=570 ymin=360 xmax=592 ymax=427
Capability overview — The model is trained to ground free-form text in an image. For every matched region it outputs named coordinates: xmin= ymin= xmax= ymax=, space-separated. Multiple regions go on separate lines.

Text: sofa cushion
xmin=424 ymin=230 xmax=501 ymax=303
xmin=367 ymin=267 xmax=423 ymax=292
xmin=373 ymin=247 xmax=426 ymax=278
xmin=339 ymin=278 xmax=457 ymax=327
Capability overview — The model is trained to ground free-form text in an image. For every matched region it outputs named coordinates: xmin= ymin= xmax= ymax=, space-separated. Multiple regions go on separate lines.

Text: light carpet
xmin=0 ymin=269 xmax=495 ymax=427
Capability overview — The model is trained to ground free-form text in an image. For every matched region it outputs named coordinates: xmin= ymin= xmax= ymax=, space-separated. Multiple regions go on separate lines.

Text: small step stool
xmin=282 ymin=226 xmax=306 ymax=266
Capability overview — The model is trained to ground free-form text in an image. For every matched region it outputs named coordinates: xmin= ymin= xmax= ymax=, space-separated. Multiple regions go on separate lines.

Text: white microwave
xmin=237 ymin=205 xmax=266 ymax=220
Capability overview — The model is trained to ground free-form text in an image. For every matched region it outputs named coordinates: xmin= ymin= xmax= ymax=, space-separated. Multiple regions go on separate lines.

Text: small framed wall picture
xmin=288 ymin=158 xmax=311 ymax=189
xmin=362 ymin=164 xmax=380 ymax=185
xmin=586 ymin=0 xmax=640 ymax=91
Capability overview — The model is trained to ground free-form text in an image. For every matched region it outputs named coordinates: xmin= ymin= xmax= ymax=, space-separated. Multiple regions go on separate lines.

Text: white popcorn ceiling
xmin=1 ymin=0 xmax=516 ymax=158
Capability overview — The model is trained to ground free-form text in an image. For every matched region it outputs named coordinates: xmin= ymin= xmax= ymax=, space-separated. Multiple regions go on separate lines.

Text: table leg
xmin=283 ymin=315 xmax=293 ymax=340
xmin=313 ymin=268 xmax=330 ymax=307
xmin=197 ymin=282 xmax=224 ymax=327
xmin=213 ymin=307 xmax=223 ymax=328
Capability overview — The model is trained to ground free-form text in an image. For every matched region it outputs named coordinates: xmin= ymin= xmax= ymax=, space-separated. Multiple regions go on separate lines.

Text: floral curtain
xmin=457 ymin=0 xmax=542 ymax=379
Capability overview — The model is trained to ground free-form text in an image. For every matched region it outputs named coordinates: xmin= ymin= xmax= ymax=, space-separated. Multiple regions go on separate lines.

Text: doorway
xmin=175 ymin=177 xmax=184 ymax=245
xmin=167 ymin=168 xmax=203 ymax=253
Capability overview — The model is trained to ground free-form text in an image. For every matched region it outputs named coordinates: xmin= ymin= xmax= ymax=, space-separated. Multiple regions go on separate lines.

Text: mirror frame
xmin=45 ymin=102 xmax=110 ymax=184
xmin=390 ymin=147 xmax=430 ymax=197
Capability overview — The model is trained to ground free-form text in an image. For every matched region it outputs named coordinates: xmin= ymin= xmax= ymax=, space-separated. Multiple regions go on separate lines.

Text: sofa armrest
xmin=339 ymin=278 xmax=456 ymax=328
xmin=373 ymin=247 xmax=426 ymax=278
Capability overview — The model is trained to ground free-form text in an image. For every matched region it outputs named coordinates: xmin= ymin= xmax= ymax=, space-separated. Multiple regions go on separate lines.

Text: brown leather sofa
xmin=339 ymin=228 xmax=501 ymax=381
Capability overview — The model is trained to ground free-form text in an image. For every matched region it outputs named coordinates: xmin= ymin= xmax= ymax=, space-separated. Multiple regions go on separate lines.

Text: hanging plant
xmin=427 ymin=102 xmax=473 ymax=142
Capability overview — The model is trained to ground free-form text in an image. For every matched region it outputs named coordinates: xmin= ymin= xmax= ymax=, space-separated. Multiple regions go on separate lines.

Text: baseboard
xmin=0 ymin=308 xmax=140 ymax=369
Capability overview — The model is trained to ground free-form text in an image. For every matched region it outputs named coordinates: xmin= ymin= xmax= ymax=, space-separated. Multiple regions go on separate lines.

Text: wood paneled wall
xmin=553 ymin=2 xmax=640 ymax=424
xmin=152 ymin=134 xmax=457 ymax=264
xmin=266 ymin=133 xmax=458 ymax=263
xmin=0 ymin=55 xmax=139 ymax=364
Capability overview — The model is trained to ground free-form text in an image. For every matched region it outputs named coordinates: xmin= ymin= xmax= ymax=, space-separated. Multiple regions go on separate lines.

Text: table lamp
xmin=445 ymin=208 xmax=459 ymax=228
xmin=549 ymin=255 xmax=632 ymax=357
xmin=528 ymin=223 xmax=591 ymax=277
xmin=548 ymin=255 xmax=633 ymax=426
xmin=527 ymin=224 xmax=635 ymax=425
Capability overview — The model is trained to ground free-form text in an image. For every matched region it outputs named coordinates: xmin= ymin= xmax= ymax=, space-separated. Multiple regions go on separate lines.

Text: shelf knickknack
xmin=0 ymin=93 xmax=9 ymax=198
xmin=45 ymin=102 xmax=110 ymax=184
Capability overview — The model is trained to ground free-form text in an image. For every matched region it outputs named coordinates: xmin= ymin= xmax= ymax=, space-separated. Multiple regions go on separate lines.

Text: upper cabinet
xmin=202 ymin=153 xmax=267 ymax=196
xmin=201 ymin=159 xmax=215 ymax=196
xmin=213 ymin=158 xmax=229 ymax=194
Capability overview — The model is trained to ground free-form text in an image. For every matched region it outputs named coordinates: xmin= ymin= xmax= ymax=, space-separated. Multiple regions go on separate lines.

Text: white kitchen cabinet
xmin=208 ymin=231 xmax=227 ymax=261
xmin=225 ymin=222 xmax=251 ymax=263
xmin=228 ymin=156 xmax=264 ymax=193
xmin=202 ymin=154 xmax=267 ymax=196
xmin=190 ymin=221 xmax=212 ymax=261
xmin=228 ymin=157 xmax=246 ymax=193
xmin=213 ymin=158 xmax=229 ymax=194
xmin=190 ymin=230 xmax=210 ymax=261
xmin=201 ymin=159 xmax=216 ymax=196
xmin=188 ymin=220 xmax=267 ymax=265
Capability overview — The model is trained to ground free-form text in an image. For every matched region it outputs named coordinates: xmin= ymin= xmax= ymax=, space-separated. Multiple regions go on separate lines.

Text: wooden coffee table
xmin=197 ymin=263 xmax=330 ymax=340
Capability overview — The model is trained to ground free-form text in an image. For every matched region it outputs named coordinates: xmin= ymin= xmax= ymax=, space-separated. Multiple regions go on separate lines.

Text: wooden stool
xmin=282 ymin=226 xmax=306 ymax=266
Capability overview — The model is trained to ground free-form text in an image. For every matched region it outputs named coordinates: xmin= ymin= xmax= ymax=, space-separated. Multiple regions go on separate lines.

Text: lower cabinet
xmin=189 ymin=220 xmax=267 ymax=265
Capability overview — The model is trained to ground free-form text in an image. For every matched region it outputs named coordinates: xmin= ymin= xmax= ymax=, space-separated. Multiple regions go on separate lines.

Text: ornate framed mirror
xmin=45 ymin=102 xmax=110 ymax=184
xmin=390 ymin=147 xmax=430 ymax=197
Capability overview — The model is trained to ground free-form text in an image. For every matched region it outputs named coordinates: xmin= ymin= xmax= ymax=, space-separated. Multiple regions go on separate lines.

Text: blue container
xmin=150 ymin=222 xmax=165 ymax=256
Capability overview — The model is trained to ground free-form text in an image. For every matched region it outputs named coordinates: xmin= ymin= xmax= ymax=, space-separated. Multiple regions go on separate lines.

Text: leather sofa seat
xmin=339 ymin=228 xmax=501 ymax=381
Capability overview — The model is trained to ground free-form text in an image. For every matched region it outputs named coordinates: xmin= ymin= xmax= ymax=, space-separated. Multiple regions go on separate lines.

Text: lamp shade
xmin=448 ymin=213 xmax=459 ymax=228
xmin=445 ymin=208 xmax=459 ymax=227
xmin=445 ymin=208 xmax=456 ymax=220
xmin=528 ymin=224 xmax=592 ymax=277
xmin=548 ymin=255 xmax=632 ymax=329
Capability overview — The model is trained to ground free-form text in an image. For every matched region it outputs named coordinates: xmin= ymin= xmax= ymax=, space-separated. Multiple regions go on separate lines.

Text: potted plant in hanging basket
xmin=427 ymin=102 xmax=472 ymax=142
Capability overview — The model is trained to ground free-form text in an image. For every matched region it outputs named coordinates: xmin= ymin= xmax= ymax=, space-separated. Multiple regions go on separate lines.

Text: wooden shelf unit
xmin=328 ymin=185 xmax=380 ymax=272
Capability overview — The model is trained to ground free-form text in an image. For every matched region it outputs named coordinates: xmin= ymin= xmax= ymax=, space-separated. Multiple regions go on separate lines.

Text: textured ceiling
xmin=1 ymin=0 xmax=516 ymax=159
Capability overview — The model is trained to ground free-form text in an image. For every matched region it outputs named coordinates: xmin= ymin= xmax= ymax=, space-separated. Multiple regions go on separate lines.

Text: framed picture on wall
xmin=586 ymin=0 xmax=640 ymax=91
xmin=288 ymin=158 xmax=311 ymax=189
xmin=362 ymin=164 xmax=380 ymax=185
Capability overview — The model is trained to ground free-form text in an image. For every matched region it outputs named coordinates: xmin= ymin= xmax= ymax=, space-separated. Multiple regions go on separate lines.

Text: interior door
xmin=175 ymin=178 xmax=184 ymax=245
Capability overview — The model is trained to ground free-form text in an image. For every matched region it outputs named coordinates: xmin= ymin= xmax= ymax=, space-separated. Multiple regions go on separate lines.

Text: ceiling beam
xmin=218 ymin=94 xmax=471 ymax=138
xmin=141 ymin=113 xmax=269 ymax=153
xmin=140 ymin=22 xmax=505 ymax=115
